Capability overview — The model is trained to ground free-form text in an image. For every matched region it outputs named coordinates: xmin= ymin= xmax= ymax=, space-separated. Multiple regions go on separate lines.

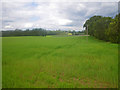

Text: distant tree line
xmin=68 ymin=30 xmax=85 ymax=35
xmin=2 ymin=28 xmax=47 ymax=37
xmin=2 ymin=28 xmax=85 ymax=37
xmin=83 ymin=14 xmax=120 ymax=43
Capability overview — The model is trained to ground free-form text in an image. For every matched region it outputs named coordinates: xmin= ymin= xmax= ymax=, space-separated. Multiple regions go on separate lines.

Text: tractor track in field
xmin=36 ymin=43 xmax=76 ymax=59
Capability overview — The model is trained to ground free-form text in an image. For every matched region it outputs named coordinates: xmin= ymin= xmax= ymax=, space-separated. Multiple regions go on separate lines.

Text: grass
xmin=2 ymin=36 xmax=118 ymax=88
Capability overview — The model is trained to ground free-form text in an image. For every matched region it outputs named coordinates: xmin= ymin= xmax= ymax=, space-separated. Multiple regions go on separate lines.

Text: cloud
xmin=4 ymin=25 xmax=14 ymax=29
xmin=24 ymin=23 xmax=33 ymax=28
xmin=1 ymin=1 xmax=118 ymax=31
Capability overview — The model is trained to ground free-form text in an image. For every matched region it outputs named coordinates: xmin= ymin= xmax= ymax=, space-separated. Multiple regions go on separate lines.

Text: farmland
xmin=2 ymin=36 xmax=118 ymax=88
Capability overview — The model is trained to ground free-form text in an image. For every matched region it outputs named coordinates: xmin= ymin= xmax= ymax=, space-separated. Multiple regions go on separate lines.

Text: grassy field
xmin=2 ymin=36 xmax=118 ymax=88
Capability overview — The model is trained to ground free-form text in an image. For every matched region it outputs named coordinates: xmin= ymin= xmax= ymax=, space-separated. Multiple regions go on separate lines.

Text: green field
xmin=2 ymin=36 xmax=118 ymax=88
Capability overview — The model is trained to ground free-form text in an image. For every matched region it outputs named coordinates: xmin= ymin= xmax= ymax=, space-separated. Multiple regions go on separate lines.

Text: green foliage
xmin=2 ymin=28 xmax=47 ymax=37
xmin=84 ymin=16 xmax=102 ymax=36
xmin=2 ymin=36 xmax=118 ymax=88
xmin=83 ymin=14 xmax=119 ymax=43
xmin=106 ymin=14 xmax=120 ymax=43
xmin=94 ymin=17 xmax=112 ymax=40
xmin=2 ymin=29 xmax=85 ymax=37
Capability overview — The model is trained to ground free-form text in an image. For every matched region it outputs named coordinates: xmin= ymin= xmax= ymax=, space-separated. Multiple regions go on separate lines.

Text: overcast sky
xmin=1 ymin=0 xmax=119 ymax=31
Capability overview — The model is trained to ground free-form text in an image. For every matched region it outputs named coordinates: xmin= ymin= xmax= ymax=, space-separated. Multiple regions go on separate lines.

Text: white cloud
xmin=24 ymin=23 xmax=33 ymax=28
xmin=4 ymin=25 xmax=14 ymax=29
xmin=57 ymin=19 xmax=72 ymax=25
xmin=1 ymin=1 xmax=118 ymax=31
xmin=2 ymin=0 xmax=119 ymax=2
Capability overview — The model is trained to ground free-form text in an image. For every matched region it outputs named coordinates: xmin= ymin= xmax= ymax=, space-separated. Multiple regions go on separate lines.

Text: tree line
xmin=2 ymin=28 xmax=47 ymax=37
xmin=1 ymin=28 xmax=85 ymax=37
xmin=83 ymin=14 xmax=120 ymax=43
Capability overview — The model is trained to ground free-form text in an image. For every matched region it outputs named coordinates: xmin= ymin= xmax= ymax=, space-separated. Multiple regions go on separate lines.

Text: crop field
xmin=2 ymin=36 xmax=118 ymax=88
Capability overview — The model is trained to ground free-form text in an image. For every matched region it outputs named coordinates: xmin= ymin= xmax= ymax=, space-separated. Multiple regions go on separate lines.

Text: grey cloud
xmin=2 ymin=1 xmax=118 ymax=31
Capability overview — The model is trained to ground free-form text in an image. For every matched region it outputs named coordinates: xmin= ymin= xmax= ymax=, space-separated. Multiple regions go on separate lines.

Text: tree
xmin=106 ymin=14 xmax=120 ymax=43
xmin=83 ymin=16 xmax=102 ymax=36
xmin=83 ymin=14 xmax=119 ymax=43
